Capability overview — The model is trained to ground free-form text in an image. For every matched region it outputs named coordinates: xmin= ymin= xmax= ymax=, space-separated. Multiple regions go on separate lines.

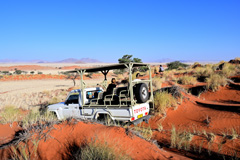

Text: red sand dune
xmin=147 ymin=85 xmax=240 ymax=158
xmin=0 ymin=65 xmax=55 ymax=71
xmin=0 ymin=121 xmax=188 ymax=160
xmin=0 ymin=73 xmax=104 ymax=81
xmin=200 ymin=86 xmax=240 ymax=104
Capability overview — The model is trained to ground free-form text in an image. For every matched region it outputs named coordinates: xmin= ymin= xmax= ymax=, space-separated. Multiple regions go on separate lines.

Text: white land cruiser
xmin=47 ymin=63 xmax=154 ymax=125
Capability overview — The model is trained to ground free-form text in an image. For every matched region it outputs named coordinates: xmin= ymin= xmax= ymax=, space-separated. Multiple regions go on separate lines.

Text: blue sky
xmin=0 ymin=0 xmax=239 ymax=63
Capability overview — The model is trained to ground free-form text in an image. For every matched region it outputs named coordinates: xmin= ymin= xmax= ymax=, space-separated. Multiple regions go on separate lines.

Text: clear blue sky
xmin=0 ymin=0 xmax=239 ymax=62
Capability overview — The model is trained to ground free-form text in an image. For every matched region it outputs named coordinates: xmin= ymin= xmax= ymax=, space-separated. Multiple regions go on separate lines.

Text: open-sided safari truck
xmin=47 ymin=63 xmax=154 ymax=125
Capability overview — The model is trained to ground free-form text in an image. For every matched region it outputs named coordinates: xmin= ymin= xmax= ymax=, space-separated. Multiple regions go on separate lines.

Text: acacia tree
xmin=115 ymin=54 xmax=148 ymax=74
xmin=65 ymin=73 xmax=79 ymax=86
xmin=118 ymin=54 xmax=143 ymax=63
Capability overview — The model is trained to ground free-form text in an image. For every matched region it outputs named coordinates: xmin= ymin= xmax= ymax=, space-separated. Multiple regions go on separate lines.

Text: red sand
xmin=0 ymin=65 xmax=55 ymax=71
xmin=148 ymin=85 xmax=240 ymax=158
xmin=1 ymin=65 xmax=240 ymax=159
xmin=0 ymin=121 xmax=188 ymax=160
xmin=200 ymin=86 xmax=240 ymax=104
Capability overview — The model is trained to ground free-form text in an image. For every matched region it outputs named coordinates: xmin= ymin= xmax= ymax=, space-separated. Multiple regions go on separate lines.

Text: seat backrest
xmin=116 ymin=86 xmax=128 ymax=96
xmin=94 ymin=91 xmax=98 ymax=99
xmin=98 ymin=92 xmax=103 ymax=99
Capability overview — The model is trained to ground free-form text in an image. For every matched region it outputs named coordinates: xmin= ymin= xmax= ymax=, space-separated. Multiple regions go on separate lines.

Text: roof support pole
xmin=127 ymin=63 xmax=134 ymax=107
xmin=101 ymin=70 xmax=109 ymax=81
xmin=148 ymin=65 xmax=154 ymax=110
xmin=101 ymin=70 xmax=109 ymax=89
xmin=77 ymin=70 xmax=86 ymax=106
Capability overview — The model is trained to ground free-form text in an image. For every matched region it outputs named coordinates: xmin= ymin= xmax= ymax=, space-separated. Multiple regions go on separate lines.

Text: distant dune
xmin=0 ymin=58 xmax=101 ymax=64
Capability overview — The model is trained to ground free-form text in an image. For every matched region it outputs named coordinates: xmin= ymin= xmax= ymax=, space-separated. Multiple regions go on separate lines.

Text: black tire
xmin=97 ymin=114 xmax=115 ymax=126
xmin=135 ymin=83 xmax=149 ymax=103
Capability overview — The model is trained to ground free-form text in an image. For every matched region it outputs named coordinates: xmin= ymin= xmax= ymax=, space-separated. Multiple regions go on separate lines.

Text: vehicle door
xmin=81 ymin=90 xmax=99 ymax=117
xmin=63 ymin=93 xmax=80 ymax=118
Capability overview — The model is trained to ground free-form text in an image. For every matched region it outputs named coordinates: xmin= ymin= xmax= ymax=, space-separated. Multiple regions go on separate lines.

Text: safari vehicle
xmin=47 ymin=63 xmax=154 ymax=124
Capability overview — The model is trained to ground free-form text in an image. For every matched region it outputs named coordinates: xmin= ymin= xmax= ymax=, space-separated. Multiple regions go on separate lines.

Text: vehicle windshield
xmin=66 ymin=94 xmax=79 ymax=104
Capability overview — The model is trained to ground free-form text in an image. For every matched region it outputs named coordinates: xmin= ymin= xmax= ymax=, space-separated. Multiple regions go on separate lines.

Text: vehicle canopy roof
xmin=66 ymin=63 xmax=149 ymax=73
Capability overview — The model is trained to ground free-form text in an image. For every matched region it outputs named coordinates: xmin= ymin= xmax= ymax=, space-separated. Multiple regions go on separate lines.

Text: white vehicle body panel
xmin=48 ymin=88 xmax=150 ymax=123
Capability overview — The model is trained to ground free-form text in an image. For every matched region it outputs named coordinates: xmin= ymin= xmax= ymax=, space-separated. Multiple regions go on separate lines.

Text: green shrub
xmin=167 ymin=61 xmax=189 ymax=70
xmin=206 ymin=74 xmax=227 ymax=92
xmin=154 ymin=91 xmax=178 ymax=114
xmin=2 ymin=71 xmax=10 ymax=75
xmin=14 ymin=69 xmax=22 ymax=75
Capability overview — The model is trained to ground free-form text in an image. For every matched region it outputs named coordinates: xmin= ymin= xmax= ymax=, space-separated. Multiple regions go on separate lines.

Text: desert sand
xmin=0 ymin=62 xmax=239 ymax=159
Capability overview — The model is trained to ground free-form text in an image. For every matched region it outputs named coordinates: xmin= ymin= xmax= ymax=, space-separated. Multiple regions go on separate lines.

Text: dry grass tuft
xmin=133 ymin=125 xmax=153 ymax=141
xmin=152 ymin=77 xmax=163 ymax=90
xmin=206 ymin=74 xmax=227 ymax=92
xmin=69 ymin=136 xmax=131 ymax=160
xmin=0 ymin=105 xmax=22 ymax=124
xmin=194 ymin=65 xmax=214 ymax=78
xmin=154 ymin=91 xmax=178 ymax=114
xmin=221 ymin=63 xmax=237 ymax=77
xmin=171 ymin=126 xmax=193 ymax=150
xmin=177 ymin=75 xmax=197 ymax=85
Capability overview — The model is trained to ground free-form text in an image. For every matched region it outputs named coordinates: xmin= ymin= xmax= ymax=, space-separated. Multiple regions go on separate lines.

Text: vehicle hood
xmin=47 ymin=102 xmax=65 ymax=110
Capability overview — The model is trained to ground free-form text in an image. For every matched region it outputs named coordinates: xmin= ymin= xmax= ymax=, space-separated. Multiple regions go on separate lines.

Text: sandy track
xmin=0 ymin=78 xmax=104 ymax=109
xmin=0 ymin=80 xmax=74 ymax=94
xmin=0 ymin=80 xmax=75 ymax=109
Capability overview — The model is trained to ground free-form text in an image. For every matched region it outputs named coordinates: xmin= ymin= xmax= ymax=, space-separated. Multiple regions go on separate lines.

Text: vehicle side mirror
xmin=65 ymin=101 xmax=69 ymax=105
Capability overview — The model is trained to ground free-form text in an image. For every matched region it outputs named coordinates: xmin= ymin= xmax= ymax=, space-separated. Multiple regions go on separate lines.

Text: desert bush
xmin=177 ymin=75 xmax=197 ymax=85
xmin=14 ymin=69 xmax=22 ymax=75
xmin=10 ymin=142 xmax=32 ymax=160
xmin=157 ymin=123 xmax=163 ymax=132
xmin=48 ymin=97 xmax=61 ymax=105
xmin=133 ymin=125 xmax=153 ymax=141
xmin=221 ymin=63 xmax=237 ymax=77
xmin=224 ymin=128 xmax=240 ymax=140
xmin=202 ymin=131 xmax=216 ymax=143
xmin=163 ymin=70 xmax=176 ymax=81
xmin=154 ymin=91 xmax=178 ymax=114
xmin=152 ymin=77 xmax=163 ymax=90
xmin=194 ymin=65 xmax=214 ymax=78
xmin=71 ymin=138 xmax=131 ymax=160
xmin=167 ymin=61 xmax=189 ymax=70
xmin=0 ymin=105 xmax=21 ymax=124
xmin=2 ymin=71 xmax=10 ymax=75
xmin=206 ymin=74 xmax=227 ymax=92
xmin=37 ymin=71 xmax=43 ymax=74
xmin=30 ymin=71 xmax=34 ymax=75
xmin=21 ymin=109 xmax=58 ymax=129
xmin=171 ymin=126 xmax=193 ymax=150
xmin=10 ymin=138 xmax=40 ymax=160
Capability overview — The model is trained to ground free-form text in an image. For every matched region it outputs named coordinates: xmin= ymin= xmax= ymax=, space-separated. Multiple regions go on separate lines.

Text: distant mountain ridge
xmin=0 ymin=58 xmax=101 ymax=63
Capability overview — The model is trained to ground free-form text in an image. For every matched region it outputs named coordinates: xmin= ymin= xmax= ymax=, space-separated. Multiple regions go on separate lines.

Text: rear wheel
xmin=97 ymin=114 xmax=115 ymax=126
xmin=135 ymin=83 xmax=149 ymax=103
